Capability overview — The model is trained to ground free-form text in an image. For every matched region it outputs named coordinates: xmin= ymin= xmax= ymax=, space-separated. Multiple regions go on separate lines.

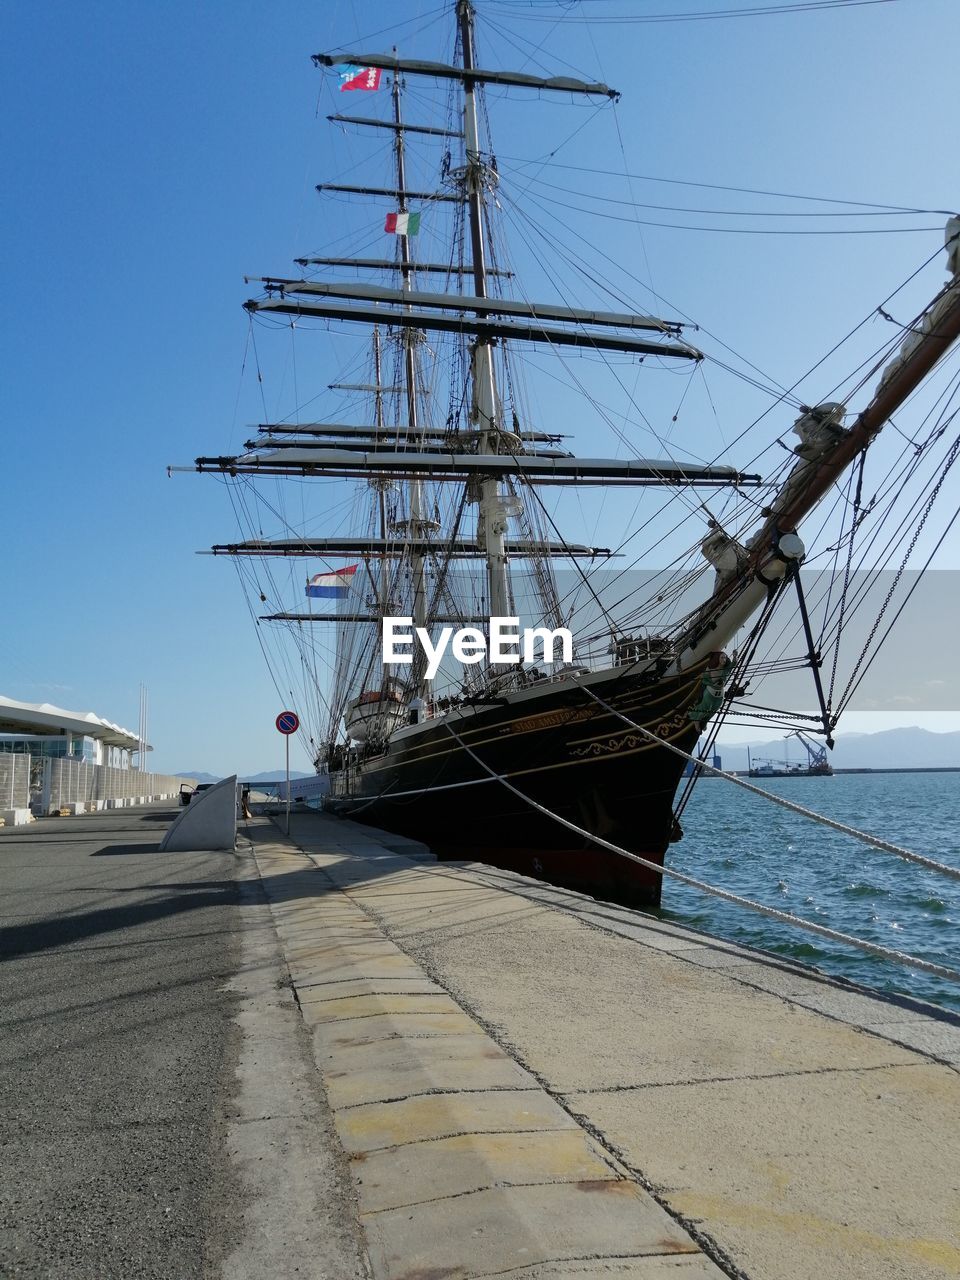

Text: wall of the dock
xmin=0 ymin=755 xmax=30 ymax=811
xmin=39 ymin=759 xmax=195 ymax=815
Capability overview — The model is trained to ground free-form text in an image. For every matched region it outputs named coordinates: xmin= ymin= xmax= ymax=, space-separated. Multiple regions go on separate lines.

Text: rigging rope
xmin=581 ymin=687 xmax=960 ymax=882
xmin=438 ymin=718 xmax=960 ymax=985
xmin=835 ymin=427 xmax=960 ymax=717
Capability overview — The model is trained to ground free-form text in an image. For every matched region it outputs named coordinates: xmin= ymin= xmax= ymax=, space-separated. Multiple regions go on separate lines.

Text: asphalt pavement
xmin=0 ymin=805 xmax=246 ymax=1277
xmin=0 ymin=805 xmax=368 ymax=1280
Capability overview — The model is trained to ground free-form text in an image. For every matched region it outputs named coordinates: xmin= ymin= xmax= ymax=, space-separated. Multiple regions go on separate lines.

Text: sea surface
xmin=666 ymin=770 xmax=960 ymax=1012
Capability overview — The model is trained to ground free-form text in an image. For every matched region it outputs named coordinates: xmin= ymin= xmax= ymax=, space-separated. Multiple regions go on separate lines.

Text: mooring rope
xmin=440 ymin=720 xmax=960 ymax=986
xmin=581 ymin=687 xmax=960 ymax=883
xmin=583 ymin=686 xmax=960 ymax=885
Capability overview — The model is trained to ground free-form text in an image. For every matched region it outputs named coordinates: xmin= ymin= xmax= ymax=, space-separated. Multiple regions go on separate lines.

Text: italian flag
xmin=384 ymin=211 xmax=421 ymax=236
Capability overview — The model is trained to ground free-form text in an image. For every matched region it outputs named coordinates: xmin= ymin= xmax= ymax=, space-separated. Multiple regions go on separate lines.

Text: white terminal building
xmin=0 ymin=694 xmax=191 ymax=825
xmin=0 ymin=695 xmax=145 ymax=767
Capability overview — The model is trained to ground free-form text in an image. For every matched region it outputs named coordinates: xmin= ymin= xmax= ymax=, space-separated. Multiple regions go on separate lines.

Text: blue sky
xmin=3 ymin=0 xmax=958 ymax=773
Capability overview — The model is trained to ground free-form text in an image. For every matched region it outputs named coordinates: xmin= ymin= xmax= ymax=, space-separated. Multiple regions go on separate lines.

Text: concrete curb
xmin=247 ymin=820 xmax=728 ymax=1280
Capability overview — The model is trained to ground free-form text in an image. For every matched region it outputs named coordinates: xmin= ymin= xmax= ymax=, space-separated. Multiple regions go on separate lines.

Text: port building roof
xmin=0 ymin=694 xmax=143 ymax=750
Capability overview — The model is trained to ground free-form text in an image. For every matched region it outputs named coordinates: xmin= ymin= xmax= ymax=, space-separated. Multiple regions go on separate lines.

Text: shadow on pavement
xmin=91 ymin=843 xmax=163 ymax=856
xmin=0 ymin=886 xmax=238 ymax=958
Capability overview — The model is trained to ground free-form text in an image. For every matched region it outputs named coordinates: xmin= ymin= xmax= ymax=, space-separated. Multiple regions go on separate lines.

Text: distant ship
xmin=748 ymin=733 xmax=834 ymax=779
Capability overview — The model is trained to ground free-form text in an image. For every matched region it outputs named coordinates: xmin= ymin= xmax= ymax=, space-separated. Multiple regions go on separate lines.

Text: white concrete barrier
xmin=1 ymin=808 xmax=32 ymax=827
xmin=159 ymin=775 xmax=237 ymax=853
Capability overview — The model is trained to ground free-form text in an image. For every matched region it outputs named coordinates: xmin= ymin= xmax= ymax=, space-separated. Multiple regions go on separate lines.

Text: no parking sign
xmin=275 ymin=710 xmax=300 ymax=833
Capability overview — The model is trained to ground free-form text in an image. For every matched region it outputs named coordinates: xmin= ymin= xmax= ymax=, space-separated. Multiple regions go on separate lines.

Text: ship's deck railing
xmin=418 ymin=663 xmax=596 ymax=722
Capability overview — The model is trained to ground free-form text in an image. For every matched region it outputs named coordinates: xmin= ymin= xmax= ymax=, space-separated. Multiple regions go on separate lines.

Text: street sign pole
xmin=275 ymin=711 xmax=301 ymax=838
xmin=285 ymin=733 xmax=291 ymax=836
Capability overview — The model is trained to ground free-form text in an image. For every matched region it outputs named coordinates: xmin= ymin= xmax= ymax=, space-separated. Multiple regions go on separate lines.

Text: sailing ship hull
xmin=324 ymin=665 xmax=705 ymax=907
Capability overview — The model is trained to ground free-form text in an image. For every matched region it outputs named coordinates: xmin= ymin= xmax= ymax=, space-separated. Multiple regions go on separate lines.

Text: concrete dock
xmin=3 ymin=805 xmax=959 ymax=1278
xmin=252 ymin=811 xmax=960 ymax=1280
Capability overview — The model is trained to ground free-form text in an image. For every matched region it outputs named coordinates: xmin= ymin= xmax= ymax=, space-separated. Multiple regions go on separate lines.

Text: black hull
xmin=325 ymin=666 xmax=705 ymax=907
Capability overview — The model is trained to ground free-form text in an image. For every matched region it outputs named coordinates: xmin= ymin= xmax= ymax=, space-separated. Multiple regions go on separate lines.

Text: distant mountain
xmin=175 ymin=771 xmax=220 ymax=785
xmin=716 ymin=727 xmax=960 ymax=772
xmin=242 ymin=770 xmax=313 ymax=784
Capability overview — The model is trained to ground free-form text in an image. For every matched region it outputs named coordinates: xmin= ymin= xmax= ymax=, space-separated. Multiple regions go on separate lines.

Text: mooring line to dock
xmin=440 ymin=721 xmax=960 ymax=986
xmin=583 ymin=688 xmax=960 ymax=884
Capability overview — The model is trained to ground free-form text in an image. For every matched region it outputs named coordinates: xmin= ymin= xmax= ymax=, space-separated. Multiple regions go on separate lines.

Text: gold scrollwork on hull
xmin=570 ymin=733 xmax=646 ymax=759
xmin=570 ymin=711 xmax=690 ymax=759
xmin=655 ymin=711 xmax=688 ymax=738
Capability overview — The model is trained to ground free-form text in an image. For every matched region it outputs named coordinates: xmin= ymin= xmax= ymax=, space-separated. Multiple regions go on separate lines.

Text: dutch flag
xmin=306 ymin=565 xmax=358 ymax=599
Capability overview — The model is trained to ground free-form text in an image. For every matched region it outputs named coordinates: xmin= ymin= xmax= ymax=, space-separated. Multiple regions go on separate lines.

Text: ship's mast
xmin=458 ymin=0 xmax=511 ymax=620
xmin=371 ymin=324 xmax=390 ymax=614
xmin=209 ymin=33 xmax=740 ymax=641
xmin=390 ymin=63 xmax=431 ymax=650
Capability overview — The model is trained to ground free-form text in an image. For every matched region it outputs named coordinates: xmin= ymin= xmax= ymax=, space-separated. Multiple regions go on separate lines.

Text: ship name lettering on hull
xmin=511 ymin=707 xmax=592 ymax=735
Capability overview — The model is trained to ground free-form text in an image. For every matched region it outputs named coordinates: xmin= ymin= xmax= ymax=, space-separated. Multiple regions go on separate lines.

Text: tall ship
xmin=183 ymin=2 xmax=960 ymax=906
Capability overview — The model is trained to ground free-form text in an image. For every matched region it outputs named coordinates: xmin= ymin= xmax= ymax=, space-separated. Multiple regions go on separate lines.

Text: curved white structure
xmin=159 ymin=774 xmax=237 ymax=852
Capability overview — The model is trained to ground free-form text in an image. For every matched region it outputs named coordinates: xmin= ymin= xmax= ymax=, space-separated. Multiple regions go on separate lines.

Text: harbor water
xmin=669 ymin=770 xmax=960 ymax=1012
